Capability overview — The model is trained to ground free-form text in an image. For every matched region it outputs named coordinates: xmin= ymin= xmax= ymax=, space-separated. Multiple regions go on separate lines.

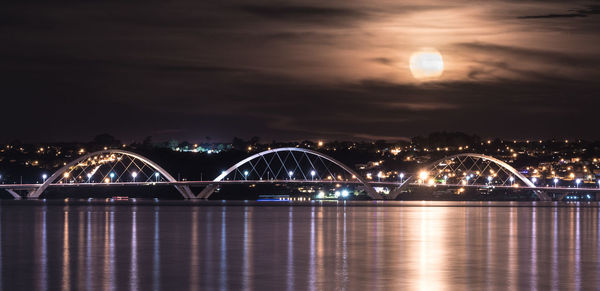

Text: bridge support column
xmin=175 ymin=185 xmax=197 ymax=199
xmin=386 ymin=177 xmax=412 ymax=200
xmin=360 ymin=185 xmax=383 ymax=200
xmin=197 ymin=184 xmax=219 ymax=199
xmin=557 ymin=193 xmax=568 ymax=201
xmin=4 ymin=189 xmax=22 ymax=199
xmin=534 ymin=190 xmax=551 ymax=201
xmin=28 ymin=188 xmax=44 ymax=199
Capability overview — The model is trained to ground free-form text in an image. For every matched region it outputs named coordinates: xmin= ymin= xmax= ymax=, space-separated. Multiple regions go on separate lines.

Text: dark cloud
xmin=228 ymin=77 xmax=600 ymax=140
xmin=457 ymin=42 xmax=600 ymax=72
xmin=2 ymin=54 xmax=253 ymax=74
xmin=370 ymin=57 xmax=395 ymax=66
xmin=575 ymin=5 xmax=600 ymax=15
xmin=0 ymin=0 xmax=599 ymax=142
xmin=517 ymin=13 xmax=587 ymax=19
xmin=1 ymin=54 xmax=599 ymax=142
xmin=239 ymin=4 xmax=367 ymax=24
xmin=518 ymin=4 xmax=600 ymax=19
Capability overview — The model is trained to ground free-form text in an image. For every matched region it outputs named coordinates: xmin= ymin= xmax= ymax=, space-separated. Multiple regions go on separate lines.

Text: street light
xmin=553 ymin=178 xmax=558 ymax=187
xmin=487 ymin=176 xmax=493 ymax=184
xmin=466 ymin=175 xmax=471 ymax=184
xmin=155 ymin=172 xmax=160 ymax=182
xmin=131 ymin=171 xmax=138 ymax=182
xmin=341 ymin=189 xmax=349 ymax=198
xmin=243 ymin=170 xmax=249 ymax=180
xmin=377 ymin=171 xmax=383 ymax=182
xmin=109 ymin=172 xmax=115 ymax=183
xmin=399 ymin=173 xmax=405 ymax=183
xmin=310 ymin=170 xmax=316 ymax=180
xmin=87 ymin=173 xmax=92 ymax=183
xmin=531 ymin=177 xmax=537 ymax=184
xmin=418 ymin=171 xmax=429 ymax=183
xmin=42 ymin=174 xmax=47 ymax=183
xmin=509 ymin=176 xmax=514 ymax=186
xmin=575 ymin=178 xmax=581 ymax=188
xmin=317 ymin=191 xmax=325 ymax=199
xmin=598 ymin=180 xmax=600 ymax=189
xmin=288 ymin=171 xmax=294 ymax=180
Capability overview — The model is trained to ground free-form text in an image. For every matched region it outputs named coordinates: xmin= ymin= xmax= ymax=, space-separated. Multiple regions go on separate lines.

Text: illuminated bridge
xmin=0 ymin=148 xmax=597 ymax=200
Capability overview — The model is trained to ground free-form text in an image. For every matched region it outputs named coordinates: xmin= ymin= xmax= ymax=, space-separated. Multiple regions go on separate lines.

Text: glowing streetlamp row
xmin=238 ymin=169 xmax=406 ymax=182
xmin=51 ymin=171 xmax=161 ymax=183
xmin=417 ymin=170 xmax=600 ymax=188
xmin=240 ymin=169 xmax=315 ymax=180
xmin=29 ymin=169 xmax=600 ymax=189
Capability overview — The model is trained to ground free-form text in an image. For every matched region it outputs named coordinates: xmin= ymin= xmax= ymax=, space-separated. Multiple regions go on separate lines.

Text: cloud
xmin=1 ymin=0 xmax=600 ymax=142
xmin=517 ymin=13 xmax=587 ymax=19
xmin=239 ymin=4 xmax=367 ymax=25
xmin=369 ymin=57 xmax=395 ymax=66
xmin=381 ymin=102 xmax=458 ymax=111
xmin=456 ymin=42 xmax=600 ymax=80
xmin=575 ymin=5 xmax=600 ymax=15
xmin=517 ymin=4 xmax=600 ymax=19
xmin=2 ymin=52 xmax=599 ymax=142
xmin=350 ymin=134 xmax=411 ymax=141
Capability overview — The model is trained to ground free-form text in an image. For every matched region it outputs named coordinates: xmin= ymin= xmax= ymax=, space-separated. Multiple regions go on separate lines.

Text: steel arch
xmin=425 ymin=153 xmax=550 ymax=200
xmin=427 ymin=153 xmax=534 ymax=186
xmin=28 ymin=149 xmax=195 ymax=199
xmin=197 ymin=147 xmax=381 ymax=199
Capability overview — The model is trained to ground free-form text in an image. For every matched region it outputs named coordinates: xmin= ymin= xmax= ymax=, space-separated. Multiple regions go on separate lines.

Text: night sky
xmin=1 ymin=0 xmax=599 ymax=143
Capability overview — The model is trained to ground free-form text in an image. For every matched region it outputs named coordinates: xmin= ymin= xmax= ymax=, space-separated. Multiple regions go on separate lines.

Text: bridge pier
xmin=174 ymin=185 xmax=197 ymax=199
xmin=3 ymin=189 xmax=22 ymax=199
xmin=197 ymin=184 xmax=219 ymax=199
xmin=361 ymin=186 xmax=383 ymax=200
xmin=386 ymin=177 xmax=412 ymax=200
xmin=534 ymin=190 xmax=551 ymax=201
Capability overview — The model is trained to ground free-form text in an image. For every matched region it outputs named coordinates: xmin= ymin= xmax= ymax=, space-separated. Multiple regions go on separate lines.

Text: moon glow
xmin=409 ymin=49 xmax=444 ymax=79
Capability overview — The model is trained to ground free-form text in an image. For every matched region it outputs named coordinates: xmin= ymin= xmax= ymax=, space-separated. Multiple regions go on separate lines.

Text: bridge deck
xmin=2 ymin=181 xmax=600 ymax=193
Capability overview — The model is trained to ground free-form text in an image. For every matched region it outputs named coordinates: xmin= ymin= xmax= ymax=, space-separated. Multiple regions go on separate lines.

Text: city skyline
xmin=1 ymin=0 xmax=599 ymax=142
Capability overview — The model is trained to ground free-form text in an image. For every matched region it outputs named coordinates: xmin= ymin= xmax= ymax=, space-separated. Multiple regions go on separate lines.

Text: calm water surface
xmin=2 ymin=200 xmax=600 ymax=290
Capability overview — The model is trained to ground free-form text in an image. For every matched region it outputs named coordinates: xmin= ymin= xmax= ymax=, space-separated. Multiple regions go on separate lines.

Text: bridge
xmin=0 ymin=148 xmax=597 ymax=200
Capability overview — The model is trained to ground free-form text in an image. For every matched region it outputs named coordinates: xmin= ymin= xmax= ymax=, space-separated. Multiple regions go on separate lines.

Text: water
xmin=1 ymin=200 xmax=600 ymax=290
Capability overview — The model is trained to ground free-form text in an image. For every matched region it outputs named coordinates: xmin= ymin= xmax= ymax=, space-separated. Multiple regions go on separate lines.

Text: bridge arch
xmin=28 ymin=149 xmax=195 ymax=199
xmin=426 ymin=153 xmax=535 ymax=186
xmin=423 ymin=153 xmax=549 ymax=200
xmin=197 ymin=147 xmax=381 ymax=199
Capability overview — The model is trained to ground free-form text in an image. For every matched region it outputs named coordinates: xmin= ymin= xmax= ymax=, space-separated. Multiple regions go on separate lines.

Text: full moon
xmin=409 ymin=49 xmax=444 ymax=79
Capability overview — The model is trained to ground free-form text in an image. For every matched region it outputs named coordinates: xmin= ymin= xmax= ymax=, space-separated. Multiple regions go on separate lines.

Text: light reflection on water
xmin=2 ymin=202 xmax=600 ymax=290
